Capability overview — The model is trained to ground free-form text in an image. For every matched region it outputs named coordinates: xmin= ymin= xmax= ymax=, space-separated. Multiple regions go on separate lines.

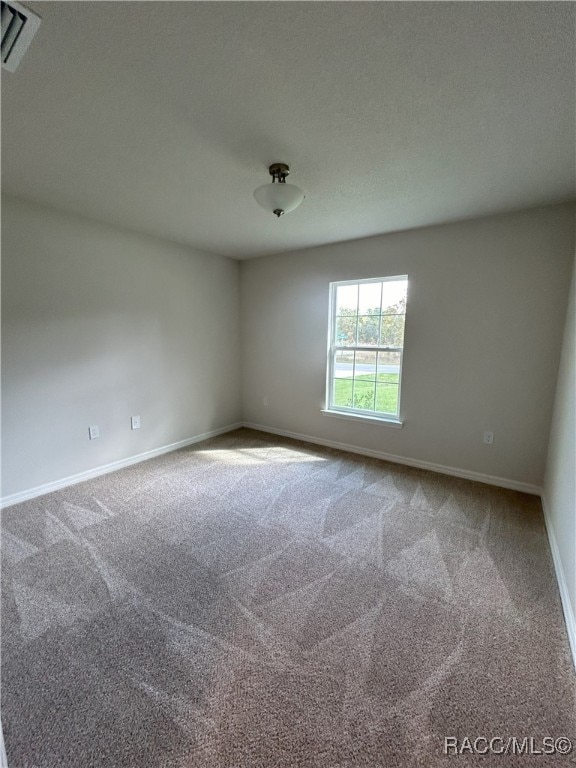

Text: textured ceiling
xmin=2 ymin=1 xmax=575 ymax=259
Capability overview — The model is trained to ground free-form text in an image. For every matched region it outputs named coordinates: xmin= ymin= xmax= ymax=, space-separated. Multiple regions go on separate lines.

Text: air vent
xmin=1 ymin=0 xmax=40 ymax=72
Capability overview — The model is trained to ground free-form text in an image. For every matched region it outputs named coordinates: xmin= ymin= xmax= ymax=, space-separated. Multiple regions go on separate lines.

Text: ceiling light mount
xmin=269 ymin=162 xmax=290 ymax=184
xmin=254 ymin=162 xmax=304 ymax=218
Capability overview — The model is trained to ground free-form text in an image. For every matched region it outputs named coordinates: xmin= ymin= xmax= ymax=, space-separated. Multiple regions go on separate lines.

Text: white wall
xmin=241 ymin=204 xmax=575 ymax=489
xmin=543 ymin=246 xmax=576 ymax=655
xmin=1 ymin=196 xmax=241 ymax=498
xmin=3 ymin=199 xmax=574 ymax=500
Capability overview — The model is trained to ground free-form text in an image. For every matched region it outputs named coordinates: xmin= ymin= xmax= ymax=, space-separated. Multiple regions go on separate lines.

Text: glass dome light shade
xmin=253 ymin=182 xmax=304 ymax=215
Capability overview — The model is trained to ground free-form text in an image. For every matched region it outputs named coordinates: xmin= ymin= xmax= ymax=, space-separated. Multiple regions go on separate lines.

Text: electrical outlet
xmin=88 ymin=425 xmax=100 ymax=440
xmin=131 ymin=415 xmax=141 ymax=430
xmin=263 ymin=397 xmax=269 ymax=407
xmin=483 ymin=431 xmax=494 ymax=445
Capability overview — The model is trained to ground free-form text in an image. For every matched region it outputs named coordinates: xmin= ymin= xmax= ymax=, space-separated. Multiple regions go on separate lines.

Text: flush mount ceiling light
xmin=254 ymin=163 xmax=304 ymax=218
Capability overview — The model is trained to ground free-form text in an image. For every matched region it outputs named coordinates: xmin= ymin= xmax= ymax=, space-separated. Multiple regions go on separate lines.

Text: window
xmin=325 ymin=276 xmax=408 ymax=423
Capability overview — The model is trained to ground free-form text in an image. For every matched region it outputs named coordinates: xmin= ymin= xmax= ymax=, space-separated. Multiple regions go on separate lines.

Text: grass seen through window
xmin=334 ymin=373 xmax=399 ymax=413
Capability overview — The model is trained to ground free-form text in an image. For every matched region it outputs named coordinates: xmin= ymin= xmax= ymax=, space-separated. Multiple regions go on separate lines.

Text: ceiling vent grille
xmin=1 ymin=0 xmax=40 ymax=72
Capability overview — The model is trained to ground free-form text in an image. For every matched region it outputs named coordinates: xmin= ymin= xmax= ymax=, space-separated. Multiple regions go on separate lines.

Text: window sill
xmin=321 ymin=409 xmax=404 ymax=428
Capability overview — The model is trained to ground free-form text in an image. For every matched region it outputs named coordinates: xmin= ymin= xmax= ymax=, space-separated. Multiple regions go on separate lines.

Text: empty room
xmin=1 ymin=1 xmax=575 ymax=766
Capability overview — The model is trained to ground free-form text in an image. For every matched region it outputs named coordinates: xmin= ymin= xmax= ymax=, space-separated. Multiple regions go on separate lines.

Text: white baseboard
xmin=2 ymin=419 xmax=541 ymax=508
xmin=242 ymin=421 xmax=542 ymax=496
xmin=541 ymin=494 xmax=576 ymax=671
xmin=0 ymin=423 xmax=243 ymax=509
xmin=0 ymin=718 xmax=7 ymax=768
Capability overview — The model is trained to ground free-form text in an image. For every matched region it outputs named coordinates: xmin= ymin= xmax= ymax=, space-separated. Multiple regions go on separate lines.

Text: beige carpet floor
xmin=1 ymin=428 xmax=575 ymax=767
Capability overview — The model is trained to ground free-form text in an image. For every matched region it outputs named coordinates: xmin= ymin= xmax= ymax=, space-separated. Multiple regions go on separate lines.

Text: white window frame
xmin=323 ymin=275 xmax=407 ymax=427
